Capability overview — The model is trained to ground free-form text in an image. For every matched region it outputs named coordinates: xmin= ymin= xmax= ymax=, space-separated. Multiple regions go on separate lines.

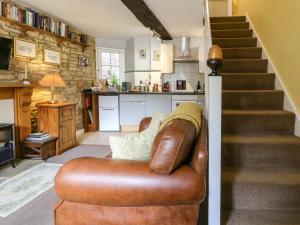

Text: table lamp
xmin=39 ymin=73 xmax=66 ymax=103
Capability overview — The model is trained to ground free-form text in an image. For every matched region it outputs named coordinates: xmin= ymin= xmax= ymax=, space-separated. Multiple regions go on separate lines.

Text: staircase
xmin=210 ymin=16 xmax=300 ymax=225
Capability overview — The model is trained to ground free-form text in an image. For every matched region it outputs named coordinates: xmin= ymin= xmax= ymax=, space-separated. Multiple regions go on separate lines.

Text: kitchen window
xmin=96 ymin=48 xmax=124 ymax=84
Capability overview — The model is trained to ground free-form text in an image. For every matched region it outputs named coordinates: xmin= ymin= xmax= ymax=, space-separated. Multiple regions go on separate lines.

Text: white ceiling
xmin=144 ymin=0 xmax=204 ymax=38
xmin=19 ymin=0 xmax=204 ymax=39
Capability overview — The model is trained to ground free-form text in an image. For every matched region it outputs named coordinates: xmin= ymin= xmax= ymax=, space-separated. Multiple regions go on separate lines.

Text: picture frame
xmin=44 ymin=48 xmax=61 ymax=65
xmin=152 ymin=50 xmax=160 ymax=61
xmin=138 ymin=49 xmax=146 ymax=59
xmin=78 ymin=56 xmax=89 ymax=67
xmin=14 ymin=38 xmax=37 ymax=59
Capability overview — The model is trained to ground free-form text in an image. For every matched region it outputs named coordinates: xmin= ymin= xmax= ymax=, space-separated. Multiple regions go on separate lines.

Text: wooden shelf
xmin=0 ymin=16 xmax=89 ymax=51
xmin=0 ymin=83 xmax=36 ymax=88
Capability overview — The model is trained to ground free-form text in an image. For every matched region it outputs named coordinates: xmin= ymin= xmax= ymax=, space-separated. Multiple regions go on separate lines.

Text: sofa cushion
xmin=149 ymin=119 xmax=196 ymax=174
xmin=110 ymin=113 xmax=165 ymax=161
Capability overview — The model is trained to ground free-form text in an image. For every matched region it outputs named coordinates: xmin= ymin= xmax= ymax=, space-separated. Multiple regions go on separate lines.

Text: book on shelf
xmin=0 ymin=0 xmax=69 ymax=37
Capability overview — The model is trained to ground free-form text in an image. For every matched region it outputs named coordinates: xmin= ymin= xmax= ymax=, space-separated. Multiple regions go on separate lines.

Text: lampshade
xmin=208 ymin=45 xmax=223 ymax=60
xmin=39 ymin=73 xmax=66 ymax=87
xmin=161 ymin=43 xmax=173 ymax=74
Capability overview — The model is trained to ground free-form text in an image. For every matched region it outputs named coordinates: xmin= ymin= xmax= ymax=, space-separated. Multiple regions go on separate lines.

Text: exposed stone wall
xmin=0 ymin=20 xmax=96 ymax=131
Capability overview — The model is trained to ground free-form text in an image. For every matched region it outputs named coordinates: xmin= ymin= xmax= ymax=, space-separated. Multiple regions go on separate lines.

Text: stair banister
xmin=204 ymin=1 xmax=223 ymax=225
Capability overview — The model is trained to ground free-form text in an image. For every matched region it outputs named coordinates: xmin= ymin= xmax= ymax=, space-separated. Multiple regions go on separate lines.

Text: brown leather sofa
xmin=54 ymin=117 xmax=208 ymax=225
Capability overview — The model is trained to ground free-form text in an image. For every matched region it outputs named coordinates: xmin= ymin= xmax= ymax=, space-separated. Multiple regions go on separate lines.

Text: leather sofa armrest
xmin=55 ymin=157 xmax=205 ymax=207
xmin=139 ymin=117 xmax=152 ymax=132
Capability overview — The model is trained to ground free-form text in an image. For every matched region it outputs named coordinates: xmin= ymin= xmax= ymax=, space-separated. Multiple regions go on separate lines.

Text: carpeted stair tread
xmin=223 ymin=109 xmax=294 ymax=116
xmin=222 ymin=209 xmax=300 ymax=225
xmin=222 ymin=167 xmax=300 ymax=210
xmin=212 ymin=29 xmax=253 ymax=38
xmin=212 ymin=37 xmax=257 ymax=48
xmin=211 ymin=22 xmax=249 ymax=30
xmin=222 ymin=135 xmax=300 ymax=168
xmin=222 ymin=73 xmax=275 ymax=90
xmin=222 ymin=47 xmax=262 ymax=59
xmin=210 ymin=16 xmax=246 ymax=23
xmin=223 ymin=134 xmax=300 ymax=144
xmin=222 ymin=110 xmax=295 ymax=135
xmin=222 ymin=90 xmax=284 ymax=110
xmin=222 ymin=167 xmax=300 ymax=187
xmin=221 ymin=59 xmax=268 ymax=73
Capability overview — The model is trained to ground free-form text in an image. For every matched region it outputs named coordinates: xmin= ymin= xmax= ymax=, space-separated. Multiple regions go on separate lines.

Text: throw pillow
xmin=110 ymin=113 xmax=165 ymax=161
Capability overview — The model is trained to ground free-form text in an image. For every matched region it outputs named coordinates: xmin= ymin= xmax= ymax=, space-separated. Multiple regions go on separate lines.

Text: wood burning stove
xmin=0 ymin=123 xmax=15 ymax=167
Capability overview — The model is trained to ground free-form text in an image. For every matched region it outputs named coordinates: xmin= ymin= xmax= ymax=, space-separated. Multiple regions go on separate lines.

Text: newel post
xmin=207 ymin=45 xmax=223 ymax=225
xmin=207 ymin=45 xmax=223 ymax=76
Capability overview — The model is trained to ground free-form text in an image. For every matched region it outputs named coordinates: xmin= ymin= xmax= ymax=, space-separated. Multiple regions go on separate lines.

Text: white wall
xmin=0 ymin=100 xmax=14 ymax=124
xmin=208 ymin=0 xmax=229 ymax=17
xmin=96 ymin=38 xmax=127 ymax=49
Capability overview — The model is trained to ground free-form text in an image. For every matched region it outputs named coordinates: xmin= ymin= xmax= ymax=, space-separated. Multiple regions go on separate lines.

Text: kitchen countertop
xmin=83 ymin=88 xmax=205 ymax=95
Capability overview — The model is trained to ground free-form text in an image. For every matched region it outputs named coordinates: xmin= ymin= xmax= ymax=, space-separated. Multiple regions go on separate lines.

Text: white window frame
xmin=96 ymin=47 xmax=125 ymax=83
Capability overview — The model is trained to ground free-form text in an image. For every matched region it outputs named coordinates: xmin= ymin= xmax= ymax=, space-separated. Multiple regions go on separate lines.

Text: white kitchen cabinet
xmin=125 ymin=36 xmax=161 ymax=71
xmin=146 ymin=94 xmax=172 ymax=116
xmin=120 ymin=101 xmax=146 ymax=125
xmin=134 ymin=37 xmax=151 ymax=71
xmin=120 ymin=94 xmax=146 ymax=102
xmin=120 ymin=94 xmax=146 ymax=125
xmin=150 ymin=38 xmax=161 ymax=70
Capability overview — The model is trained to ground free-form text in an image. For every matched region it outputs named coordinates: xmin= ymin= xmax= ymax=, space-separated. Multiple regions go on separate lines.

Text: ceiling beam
xmin=120 ymin=0 xmax=172 ymax=40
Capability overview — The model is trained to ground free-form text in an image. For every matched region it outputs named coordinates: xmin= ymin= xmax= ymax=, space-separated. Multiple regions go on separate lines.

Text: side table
xmin=22 ymin=137 xmax=58 ymax=161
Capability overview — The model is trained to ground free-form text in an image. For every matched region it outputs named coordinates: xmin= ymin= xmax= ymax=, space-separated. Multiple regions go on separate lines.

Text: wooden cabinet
xmin=37 ymin=102 xmax=77 ymax=155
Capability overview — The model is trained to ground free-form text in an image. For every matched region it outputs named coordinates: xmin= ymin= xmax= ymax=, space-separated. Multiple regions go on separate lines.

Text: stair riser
xmin=212 ymin=30 xmax=253 ymax=38
xmin=222 ymin=113 xmax=295 ymax=135
xmin=222 ymin=48 xmax=262 ymax=59
xmin=221 ymin=60 xmax=268 ymax=73
xmin=213 ymin=38 xmax=257 ymax=48
xmin=222 ymin=92 xmax=284 ymax=110
xmin=222 ymin=142 xmax=300 ymax=168
xmin=222 ymin=182 xmax=300 ymax=211
xmin=222 ymin=74 xmax=275 ymax=90
xmin=210 ymin=16 xmax=246 ymax=23
xmin=211 ymin=22 xmax=249 ymax=30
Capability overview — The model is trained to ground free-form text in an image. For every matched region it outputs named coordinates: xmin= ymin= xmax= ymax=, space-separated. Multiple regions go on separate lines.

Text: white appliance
xmin=99 ymin=96 xmax=120 ymax=131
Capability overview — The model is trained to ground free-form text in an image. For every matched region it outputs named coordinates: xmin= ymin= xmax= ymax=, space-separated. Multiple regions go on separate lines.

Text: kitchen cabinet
xmin=125 ymin=36 xmax=161 ymax=71
xmin=146 ymin=94 xmax=172 ymax=116
xmin=120 ymin=94 xmax=146 ymax=126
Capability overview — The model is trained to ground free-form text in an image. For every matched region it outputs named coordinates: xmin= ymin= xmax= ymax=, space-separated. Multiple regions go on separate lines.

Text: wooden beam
xmin=121 ymin=0 xmax=172 ymax=40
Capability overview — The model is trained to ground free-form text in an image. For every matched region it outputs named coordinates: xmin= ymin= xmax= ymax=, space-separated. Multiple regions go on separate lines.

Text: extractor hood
xmin=173 ymin=37 xmax=199 ymax=63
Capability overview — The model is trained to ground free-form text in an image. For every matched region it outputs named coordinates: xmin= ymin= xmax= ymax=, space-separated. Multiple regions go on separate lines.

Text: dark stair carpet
xmin=222 ymin=47 xmax=262 ymax=59
xmin=211 ymin=16 xmax=300 ymax=225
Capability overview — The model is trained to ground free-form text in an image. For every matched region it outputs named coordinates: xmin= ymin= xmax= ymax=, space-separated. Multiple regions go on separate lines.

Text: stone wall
xmin=0 ymin=19 xmax=96 ymax=131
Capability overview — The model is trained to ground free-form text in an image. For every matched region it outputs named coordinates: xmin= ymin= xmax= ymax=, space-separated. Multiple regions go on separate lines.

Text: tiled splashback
xmin=163 ymin=63 xmax=205 ymax=92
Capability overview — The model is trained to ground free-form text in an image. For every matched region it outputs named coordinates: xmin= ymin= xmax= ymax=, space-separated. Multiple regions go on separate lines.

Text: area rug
xmin=0 ymin=163 xmax=62 ymax=218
